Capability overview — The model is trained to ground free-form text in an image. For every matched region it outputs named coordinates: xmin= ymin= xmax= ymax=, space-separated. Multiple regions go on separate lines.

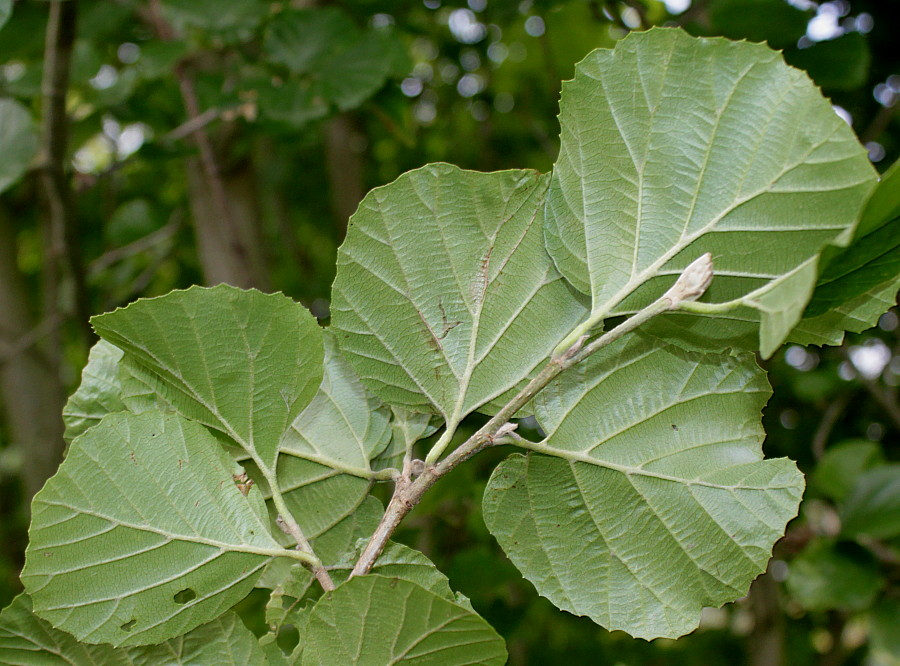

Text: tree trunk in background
xmin=0 ymin=211 xmax=66 ymax=500
xmin=748 ymin=570 xmax=784 ymax=666
xmin=324 ymin=114 xmax=366 ymax=236
xmin=185 ymin=152 xmax=270 ymax=290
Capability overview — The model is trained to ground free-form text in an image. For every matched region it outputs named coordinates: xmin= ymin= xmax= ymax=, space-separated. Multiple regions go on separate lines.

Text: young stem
xmin=424 ymin=422 xmax=458 ymax=465
xmin=246 ymin=449 xmax=334 ymax=591
xmin=266 ymin=481 xmax=335 ymax=591
xmin=350 ymin=253 xmax=714 ymax=577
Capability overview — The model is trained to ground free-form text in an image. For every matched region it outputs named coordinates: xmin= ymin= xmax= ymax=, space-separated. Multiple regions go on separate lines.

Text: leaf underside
xmin=0 ymin=595 xmax=265 ymax=665
xmin=544 ymin=27 xmax=876 ymax=357
xmin=484 ymin=335 xmax=804 ymax=639
xmin=331 ymin=163 xmax=588 ymax=425
xmin=91 ymin=284 xmax=324 ymax=472
xmin=23 ymin=411 xmax=281 ymax=646
xmin=300 ymin=575 xmax=507 ymax=665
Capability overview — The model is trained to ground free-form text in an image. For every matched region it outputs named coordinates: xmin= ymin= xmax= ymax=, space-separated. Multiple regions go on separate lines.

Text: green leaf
xmin=299 ymin=575 xmax=506 ymax=665
xmin=22 ymin=411 xmax=293 ymax=646
xmin=65 ymin=336 xmax=367 ymax=549
xmin=810 ymin=439 xmax=884 ymax=502
xmin=483 ymin=334 xmax=803 ymax=640
xmin=279 ymin=331 xmax=391 ymax=479
xmin=0 ymin=594 xmax=133 ymax=665
xmin=785 ymin=540 xmax=883 ymax=612
xmin=544 ymin=28 xmax=875 ymax=358
xmin=0 ymin=98 xmax=39 ymax=195
xmin=316 ymin=30 xmax=397 ymax=112
xmin=244 ymin=333 xmax=390 ymax=543
xmin=804 ymin=158 xmax=900 ymax=319
xmin=790 ymin=277 xmax=900 ymax=347
xmin=785 ymin=33 xmax=871 ymax=91
xmin=0 ymin=595 xmax=267 ymax=665
xmin=841 ymin=466 xmax=900 ymax=540
xmin=62 ymin=340 xmax=125 ymax=443
xmin=264 ymin=8 xmax=355 ymax=74
xmin=91 ymin=285 xmax=324 ymax=473
xmin=160 ymin=0 xmax=268 ymax=33
xmin=127 ymin=611 xmax=268 ymax=665
xmin=332 ymin=164 xmax=588 ymax=428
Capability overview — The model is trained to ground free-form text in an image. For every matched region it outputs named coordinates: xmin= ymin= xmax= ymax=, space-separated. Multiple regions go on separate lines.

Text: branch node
xmin=490 ymin=422 xmax=519 ymax=445
xmin=409 ymin=458 xmax=426 ymax=478
xmin=275 ymin=516 xmax=291 ymax=536
xmin=555 ymin=334 xmax=589 ymax=363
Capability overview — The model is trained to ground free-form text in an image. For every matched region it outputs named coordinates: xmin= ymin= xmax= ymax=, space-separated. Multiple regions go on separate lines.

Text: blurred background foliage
xmin=0 ymin=0 xmax=897 ymax=664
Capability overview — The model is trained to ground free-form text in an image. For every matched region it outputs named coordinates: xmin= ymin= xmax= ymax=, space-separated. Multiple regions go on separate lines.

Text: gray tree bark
xmin=0 ymin=210 xmax=66 ymax=500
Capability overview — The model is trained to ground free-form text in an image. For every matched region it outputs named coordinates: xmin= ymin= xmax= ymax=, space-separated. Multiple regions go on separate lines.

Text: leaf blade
xmin=544 ymin=28 xmax=876 ymax=355
xmin=331 ymin=164 xmax=588 ymax=425
xmin=91 ymin=285 xmax=324 ymax=471
xmin=22 ymin=411 xmax=285 ymax=646
xmin=483 ymin=335 xmax=804 ymax=639
xmin=300 ymin=575 xmax=506 ymax=666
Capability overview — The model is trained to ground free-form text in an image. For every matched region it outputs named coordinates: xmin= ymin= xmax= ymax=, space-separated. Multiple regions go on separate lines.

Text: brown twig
xmin=859 ymin=377 xmax=900 ymax=431
xmin=163 ymin=107 xmax=223 ymax=142
xmin=88 ymin=216 xmax=181 ymax=275
xmin=39 ymin=0 xmax=93 ymax=348
xmin=859 ymin=103 xmax=897 ymax=146
xmin=0 ymin=313 xmax=65 ymax=365
xmin=811 ymin=393 xmax=851 ymax=459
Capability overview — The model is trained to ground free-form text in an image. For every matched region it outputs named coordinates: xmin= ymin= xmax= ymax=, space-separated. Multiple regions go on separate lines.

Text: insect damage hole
xmin=173 ymin=588 xmax=197 ymax=604
xmin=120 ymin=619 xmax=137 ymax=632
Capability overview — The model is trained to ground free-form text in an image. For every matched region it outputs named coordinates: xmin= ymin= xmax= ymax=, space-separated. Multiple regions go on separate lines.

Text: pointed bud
xmin=664 ymin=253 xmax=713 ymax=307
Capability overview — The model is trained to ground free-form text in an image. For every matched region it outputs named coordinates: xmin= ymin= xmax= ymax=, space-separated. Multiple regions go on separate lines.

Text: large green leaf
xmin=544 ymin=28 xmax=875 ymax=357
xmin=483 ymin=334 xmax=803 ymax=639
xmin=62 ymin=340 xmax=125 ymax=443
xmin=22 ymin=411 xmax=294 ymax=646
xmin=804 ymin=158 xmax=900 ymax=318
xmin=74 ymin=314 xmax=407 ymax=549
xmin=249 ymin=332 xmax=389 ymax=543
xmin=92 ymin=285 xmax=324 ymax=472
xmin=332 ymin=164 xmax=588 ymax=429
xmin=299 ymin=575 xmax=506 ymax=665
xmin=0 ymin=98 xmax=38 ymax=194
xmin=0 ymin=595 xmax=267 ymax=665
